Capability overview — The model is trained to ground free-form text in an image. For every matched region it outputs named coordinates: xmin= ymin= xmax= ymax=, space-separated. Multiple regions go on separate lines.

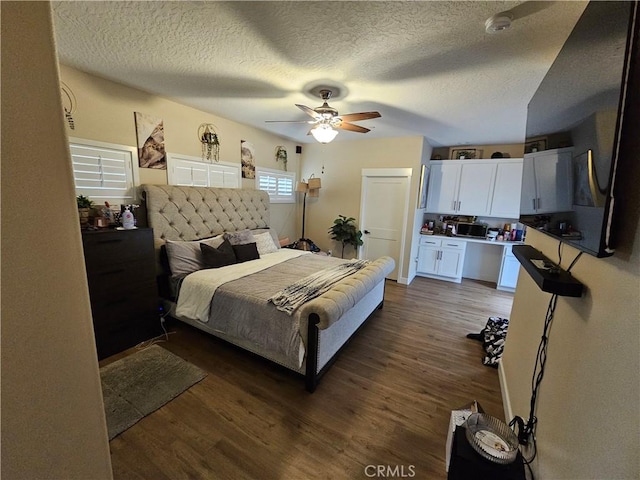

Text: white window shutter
xmin=255 ymin=167 xmax=295 ymax=203
xmin=168 ymin=153 xmax=240 ymax=188
xmin=70 ymin=142 xmax=135 ymax=204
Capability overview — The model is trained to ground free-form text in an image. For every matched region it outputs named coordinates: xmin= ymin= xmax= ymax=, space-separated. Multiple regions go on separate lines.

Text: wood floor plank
xmin=107 ymin=277 xmax=513 ymax=479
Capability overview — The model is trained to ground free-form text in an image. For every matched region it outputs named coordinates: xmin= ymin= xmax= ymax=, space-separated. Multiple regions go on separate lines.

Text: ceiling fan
xmin=266 ymin=89 xmax=381 ymax=143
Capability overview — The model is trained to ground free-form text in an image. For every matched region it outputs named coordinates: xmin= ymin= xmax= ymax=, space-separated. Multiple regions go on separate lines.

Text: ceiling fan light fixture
xmin=485 ymin=13 xmax=513 ymax=34
xmin=311 ymin=124 xmax=339 ymax=144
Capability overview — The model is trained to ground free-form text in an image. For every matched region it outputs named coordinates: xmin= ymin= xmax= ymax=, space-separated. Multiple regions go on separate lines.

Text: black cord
xmin=566 ymin=251 xmax=583 ymax=273
xmin=510 ymin=248 xmax=582 ymax=480
xmin=510 ymin=293 xmax=559 ymax=479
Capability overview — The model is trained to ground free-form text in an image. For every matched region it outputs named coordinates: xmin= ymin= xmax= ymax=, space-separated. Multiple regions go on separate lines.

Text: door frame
xmin=359 ymin=168 xmax=412 ymax=281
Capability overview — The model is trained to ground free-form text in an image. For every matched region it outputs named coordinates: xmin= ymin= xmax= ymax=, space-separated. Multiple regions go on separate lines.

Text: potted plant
xmin=328 ymin=215 xmax=364 ymax=258
xmin=76 ymin=194 xmax=93 ymax=228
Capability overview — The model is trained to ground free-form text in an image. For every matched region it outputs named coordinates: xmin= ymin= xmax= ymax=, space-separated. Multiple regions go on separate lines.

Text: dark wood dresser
xmin=81 ymin=228 xmax=159 ymax=359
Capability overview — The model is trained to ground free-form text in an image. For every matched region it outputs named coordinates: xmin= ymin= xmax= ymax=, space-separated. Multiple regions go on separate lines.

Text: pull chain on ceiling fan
xmin=266 ymin=88 xmax=381 ymax=143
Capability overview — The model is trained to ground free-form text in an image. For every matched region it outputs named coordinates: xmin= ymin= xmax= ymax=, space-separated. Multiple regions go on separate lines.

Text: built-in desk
xmin=416 ymin=234 xmax=524 ymax=291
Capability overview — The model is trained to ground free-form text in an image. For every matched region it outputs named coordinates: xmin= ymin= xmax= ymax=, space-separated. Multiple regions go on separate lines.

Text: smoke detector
xmin=485 ymin=12 xmax=513 ymax=34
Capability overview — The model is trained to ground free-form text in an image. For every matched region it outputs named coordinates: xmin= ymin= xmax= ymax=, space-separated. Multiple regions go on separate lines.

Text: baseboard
xmin=498 ymin=358 xmax=513 ymax=423
xmin=397 ymin=276 xmax=410 ymax=285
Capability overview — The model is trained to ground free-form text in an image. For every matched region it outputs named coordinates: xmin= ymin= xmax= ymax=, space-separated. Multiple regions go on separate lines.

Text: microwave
xmin=456 ymin=223 xmax=488 ymax=238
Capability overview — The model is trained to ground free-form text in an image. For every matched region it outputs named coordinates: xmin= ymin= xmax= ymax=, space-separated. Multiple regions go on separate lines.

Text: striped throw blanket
xmin=269 ymin=259 xmax=370 ymax=315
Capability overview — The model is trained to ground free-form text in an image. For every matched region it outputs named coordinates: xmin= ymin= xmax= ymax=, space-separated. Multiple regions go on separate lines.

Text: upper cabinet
xmin=426 ymin=158 xmax=523 ymax=218
xmin=490 ymin=159 xmax=524 ymax=218
xmin=520 ymin=148 xmax=572 ymax=214
xmin=426 ymin=160 xmax=497 ymax=216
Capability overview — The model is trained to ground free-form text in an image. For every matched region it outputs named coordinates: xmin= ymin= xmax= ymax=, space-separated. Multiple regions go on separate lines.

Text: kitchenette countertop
xmin=419 ymin=233 xmax=525 ymax=247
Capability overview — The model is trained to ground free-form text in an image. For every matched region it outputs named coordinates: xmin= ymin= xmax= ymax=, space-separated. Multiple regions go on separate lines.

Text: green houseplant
xmin=328 ymin=215 xmax=363 ymax=258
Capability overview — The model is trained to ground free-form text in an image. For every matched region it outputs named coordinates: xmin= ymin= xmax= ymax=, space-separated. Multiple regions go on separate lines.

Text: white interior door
xmin=360 ymin=169 xmax=412 ymax=281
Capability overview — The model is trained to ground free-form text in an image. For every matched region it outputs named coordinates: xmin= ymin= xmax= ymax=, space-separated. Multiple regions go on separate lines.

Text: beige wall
xmin=300 ymin=136 xmax=429 ymax=281
xmin=58 ymin=64 xmax=300 ymax=240
xmin=501 ymin=226 xmax=639 ymax=478
xmin=1 ymin=2 xmax=112 ymax=478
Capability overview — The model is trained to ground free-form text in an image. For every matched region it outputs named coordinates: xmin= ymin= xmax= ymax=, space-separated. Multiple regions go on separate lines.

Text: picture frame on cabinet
xmin=450 ymin=148 xmax=482 ymax=160
xmin=524 ymin=138 xmax=547 ymax=154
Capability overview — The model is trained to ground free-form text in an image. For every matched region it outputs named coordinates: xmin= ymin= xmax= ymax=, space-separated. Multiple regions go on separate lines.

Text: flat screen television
xmin=519 ymin=1 xmax=638 ymax=257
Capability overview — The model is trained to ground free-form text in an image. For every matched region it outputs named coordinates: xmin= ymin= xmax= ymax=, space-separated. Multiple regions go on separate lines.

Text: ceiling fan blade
xmin=296 ymin=104 xmax=322 ymax=119
xmin=265 ymin=120 xmax=313 ymax=124
xmin=339 ymin=111 xmax=381 ymax=122
xmin=336 ymin=122 xmax=370 ymax=133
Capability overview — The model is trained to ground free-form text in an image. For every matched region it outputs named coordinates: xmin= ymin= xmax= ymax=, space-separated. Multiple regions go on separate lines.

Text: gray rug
xmin=100 ymin=345 xmax=206 ymax=440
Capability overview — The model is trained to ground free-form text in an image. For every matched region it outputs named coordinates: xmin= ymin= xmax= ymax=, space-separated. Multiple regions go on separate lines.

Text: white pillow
xmin=253 ymin=232 xmax=279 ymax=255
xmin=165 ymin=235 xmax=224 ymax=277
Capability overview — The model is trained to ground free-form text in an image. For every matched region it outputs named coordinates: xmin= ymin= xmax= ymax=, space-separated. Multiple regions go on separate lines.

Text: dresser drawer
xmin=85 ymin=258 xmax=155 ymax=291
xmin=440 ymin=240 xmax=466 ymax=250
xmin=90 ymin=292 xmax=157 ymax=330
xmin=82 ymin=229 xmax=155 ymax=270
xmin=419 ymin=237 xmax=442 ymax=247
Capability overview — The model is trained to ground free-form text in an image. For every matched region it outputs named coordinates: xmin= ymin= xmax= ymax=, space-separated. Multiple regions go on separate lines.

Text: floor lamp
xmin=293 ymin=176 xmax=321 ymax=251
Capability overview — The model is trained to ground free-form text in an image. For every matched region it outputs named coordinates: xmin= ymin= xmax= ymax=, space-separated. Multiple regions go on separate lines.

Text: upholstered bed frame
xmin=140 ymin=184 xmax=394 ymax=392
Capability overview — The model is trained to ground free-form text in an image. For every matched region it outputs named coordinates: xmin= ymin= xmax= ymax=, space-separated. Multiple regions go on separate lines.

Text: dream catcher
xmin=60 ymin=82 xmax=76 ymax=130
xmin=198 ymin=123 xmax=220 ymax=162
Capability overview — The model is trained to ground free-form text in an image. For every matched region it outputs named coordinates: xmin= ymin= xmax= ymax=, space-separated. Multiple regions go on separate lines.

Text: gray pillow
xmin=253 ymin=232 xmax=279 ymax=255
xmin=223 ymin=229 xmax=255 ymax=246
xmin=165 ymin=235 xmax=224 ymax=277
xmin=252 ymin=227 xmax=281 ymax=249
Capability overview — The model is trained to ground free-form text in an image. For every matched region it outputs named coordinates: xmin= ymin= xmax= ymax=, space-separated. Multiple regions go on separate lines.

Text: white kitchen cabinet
xmin=425 ymin=163 xmax=461 ymax=214
xmin=520 ymin=148 xmax=573 ymax=214
xmin=417 ymin=237 xmax=466 ymax=283
xmin=426 ymin=160 xmax=496 ymax=216
xmin=490 ymin=159 xmax=523 ymax=218
xmin=497 ymin=245 xmax=520 ymax=291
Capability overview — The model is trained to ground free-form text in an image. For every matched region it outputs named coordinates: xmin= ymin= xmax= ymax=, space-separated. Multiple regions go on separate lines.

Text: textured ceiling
xmin=52 ymin=1 xmax=588 ymax=146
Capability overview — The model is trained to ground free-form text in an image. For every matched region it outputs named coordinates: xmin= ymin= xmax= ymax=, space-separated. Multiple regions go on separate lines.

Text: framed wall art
xmin=134 ymin=112 xmax=166 ymax=169
xmin=240 ymin=140 xmax=256 ymax=179
xmin=524 ymin=138 xmax=547 ymax=154
xmin=450 ymin=148 xmax=482 ymax=160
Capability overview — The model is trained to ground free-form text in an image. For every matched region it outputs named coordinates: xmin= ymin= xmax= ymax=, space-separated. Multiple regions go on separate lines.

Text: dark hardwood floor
xmin=104 ymin=277 xmax=514 ymax=480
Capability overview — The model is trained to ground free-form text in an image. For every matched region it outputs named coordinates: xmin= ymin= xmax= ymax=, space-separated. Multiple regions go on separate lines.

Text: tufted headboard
xmin=140 ymin=184 xmax=272 ymax=256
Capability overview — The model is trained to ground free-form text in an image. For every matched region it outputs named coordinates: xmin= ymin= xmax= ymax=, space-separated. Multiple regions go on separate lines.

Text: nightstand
xmin=81 ymin=228 xmax=159 ymax=359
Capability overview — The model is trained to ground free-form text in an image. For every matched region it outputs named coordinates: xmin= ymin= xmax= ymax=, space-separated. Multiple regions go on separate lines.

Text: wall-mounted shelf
xmin=512 ymin=245 xmax=583 ymax=297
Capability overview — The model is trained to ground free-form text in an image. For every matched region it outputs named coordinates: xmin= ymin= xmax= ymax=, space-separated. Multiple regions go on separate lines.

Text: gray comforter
xmin=206 ymin=254 xmax=348 ymax=368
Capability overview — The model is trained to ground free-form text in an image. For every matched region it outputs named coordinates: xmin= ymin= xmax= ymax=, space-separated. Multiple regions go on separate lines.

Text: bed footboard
xmin=305 ymin=280 xmax=386 ymax=392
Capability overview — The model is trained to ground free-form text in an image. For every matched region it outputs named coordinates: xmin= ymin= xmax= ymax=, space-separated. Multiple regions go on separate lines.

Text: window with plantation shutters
xmin=255 ymin=167 xmax=295 ymax=203
xmin=70 ymin=139 xmax=137 ymax=204
xmin=167 ymin=153 xmax=239 ymax=188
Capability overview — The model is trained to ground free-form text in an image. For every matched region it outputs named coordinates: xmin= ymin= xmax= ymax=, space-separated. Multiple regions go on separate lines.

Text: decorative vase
xmin=78 ymin=208 xmax=90 ymax=228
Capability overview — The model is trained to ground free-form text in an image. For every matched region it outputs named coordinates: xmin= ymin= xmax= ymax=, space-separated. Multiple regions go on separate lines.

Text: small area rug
xmin=100 ymin=345 xmax=206 ymax=440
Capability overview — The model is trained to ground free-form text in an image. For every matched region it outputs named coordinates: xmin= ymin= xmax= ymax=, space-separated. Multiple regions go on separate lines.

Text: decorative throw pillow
xmin=232 ymin=242 xmax=260 ymax=263
xmin=164 ymin=235 xmax=224 ymax=276
xmin=200 ymin=239 xmax=237 ymax=269
xmin=252 ymin=228 xmax=281 ymax=249
xmin=253 ymin=231 xmax=279 ymax=255
xmin=223 ymin=229 xmax=255 ymax=246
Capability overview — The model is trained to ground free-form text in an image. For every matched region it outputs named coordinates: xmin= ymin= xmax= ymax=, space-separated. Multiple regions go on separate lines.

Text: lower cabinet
xmin=497 ymin=245 xmax=520 ymax=291
xmin=417 ymin=237 xmax=466 ymax=283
